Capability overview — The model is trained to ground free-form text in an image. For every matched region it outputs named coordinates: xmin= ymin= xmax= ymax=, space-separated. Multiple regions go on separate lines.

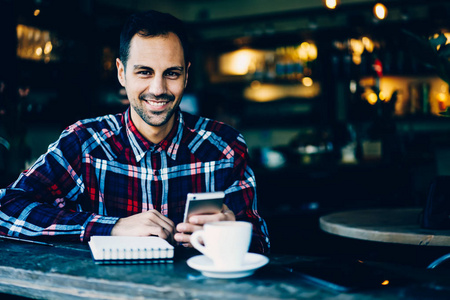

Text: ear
xmin=116 ymin=58 xmax=126 ymax=87
xmin=184 ymin=62 xmax=191 ymax=88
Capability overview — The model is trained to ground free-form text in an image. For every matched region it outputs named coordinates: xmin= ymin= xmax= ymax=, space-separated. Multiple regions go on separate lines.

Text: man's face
xmin=117 ymin=32 xmax=189 ymax=135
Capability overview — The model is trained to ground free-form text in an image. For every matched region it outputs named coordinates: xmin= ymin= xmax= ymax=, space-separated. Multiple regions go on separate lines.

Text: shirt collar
xmin=125 ymin=108 xmax=184 ymax=162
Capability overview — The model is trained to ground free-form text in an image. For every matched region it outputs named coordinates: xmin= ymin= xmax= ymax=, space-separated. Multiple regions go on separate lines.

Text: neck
xmin=130 ymin=111 xmax=175 ymax=144
xmin=143 ymin=121 xmax=173 ymax=144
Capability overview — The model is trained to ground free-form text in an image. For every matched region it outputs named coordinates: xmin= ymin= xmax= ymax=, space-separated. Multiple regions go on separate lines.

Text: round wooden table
xmin=319 ymin=208 xmax=450 ymax=246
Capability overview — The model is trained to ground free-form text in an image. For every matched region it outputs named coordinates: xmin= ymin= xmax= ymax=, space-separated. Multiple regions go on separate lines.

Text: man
xmin=0 ymin=10 xmax=270 ymax=253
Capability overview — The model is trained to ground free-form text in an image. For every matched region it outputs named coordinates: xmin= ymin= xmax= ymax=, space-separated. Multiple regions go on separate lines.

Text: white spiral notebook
xmin=88 ymin=236 xmax=175 ymax=264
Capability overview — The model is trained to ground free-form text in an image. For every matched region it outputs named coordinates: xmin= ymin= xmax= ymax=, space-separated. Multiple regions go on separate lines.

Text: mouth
xmin=145 ymin=100 xmax=171 ymax=111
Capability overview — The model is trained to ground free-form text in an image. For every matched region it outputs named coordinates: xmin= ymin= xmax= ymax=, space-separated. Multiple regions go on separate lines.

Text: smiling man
xmin=0 ymin=10 xmax=270 ymax=253
xmin=118 ymin=32 xmax=188 ymax=139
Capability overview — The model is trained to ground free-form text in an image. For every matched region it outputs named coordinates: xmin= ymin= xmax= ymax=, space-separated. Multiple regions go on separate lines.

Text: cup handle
xmin=190 ymin=230 xmax=207 ymax=255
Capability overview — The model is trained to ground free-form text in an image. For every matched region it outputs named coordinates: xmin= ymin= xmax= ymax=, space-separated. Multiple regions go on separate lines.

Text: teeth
xmin=148 ymin=101 xmax=166 ymax=107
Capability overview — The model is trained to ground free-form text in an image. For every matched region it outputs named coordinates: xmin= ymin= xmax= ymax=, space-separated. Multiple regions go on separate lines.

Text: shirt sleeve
xmin=223 ymin=135 xmax=271 ymax=254
xmin=0 ymin=127 xmax=118 ymax=242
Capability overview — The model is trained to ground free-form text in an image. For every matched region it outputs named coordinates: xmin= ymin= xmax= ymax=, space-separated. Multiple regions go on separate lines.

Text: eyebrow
xmin=133 ymin=65 xmax=184 ymax=72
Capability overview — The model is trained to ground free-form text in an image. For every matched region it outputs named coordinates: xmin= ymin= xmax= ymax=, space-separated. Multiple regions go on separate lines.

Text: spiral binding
xmin=96 ymin=247 xmax=174 ymax=264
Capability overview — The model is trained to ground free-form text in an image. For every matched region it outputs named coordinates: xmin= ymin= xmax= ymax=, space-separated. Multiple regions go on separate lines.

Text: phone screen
xmin=183 ymin=192 xmax=225 ymax=223
xmin=286 ymin=258 xmax=413 ymax=292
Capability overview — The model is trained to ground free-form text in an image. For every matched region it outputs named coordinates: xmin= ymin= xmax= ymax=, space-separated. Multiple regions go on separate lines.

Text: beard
xmin=132 ymin=93 xmax=179 ymax=127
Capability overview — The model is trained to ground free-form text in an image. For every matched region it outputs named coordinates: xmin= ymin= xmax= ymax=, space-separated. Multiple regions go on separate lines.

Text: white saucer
xmin=186 ymin=253 xmax=269 ymax=279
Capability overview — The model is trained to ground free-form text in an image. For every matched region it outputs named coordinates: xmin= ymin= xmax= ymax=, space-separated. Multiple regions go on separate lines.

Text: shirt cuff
xmin=82 ymin=214 xmax=120 ymax=242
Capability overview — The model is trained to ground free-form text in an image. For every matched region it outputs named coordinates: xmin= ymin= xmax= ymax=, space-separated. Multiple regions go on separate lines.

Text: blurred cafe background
xmin=1 ymin=0 xmax=450 ymax=258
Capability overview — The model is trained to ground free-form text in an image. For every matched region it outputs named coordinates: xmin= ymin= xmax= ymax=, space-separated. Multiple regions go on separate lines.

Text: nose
xmin=148 ymin=76 xmax=166 ymax=97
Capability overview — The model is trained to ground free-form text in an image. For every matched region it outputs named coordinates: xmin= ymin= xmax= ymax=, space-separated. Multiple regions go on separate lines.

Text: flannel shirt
xmin=0 ymin=109 xmax=270 ymax=253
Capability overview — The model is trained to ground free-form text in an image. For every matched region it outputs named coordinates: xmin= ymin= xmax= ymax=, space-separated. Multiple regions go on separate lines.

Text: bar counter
xmin=0 ymin=238 xmax=449 ymax=299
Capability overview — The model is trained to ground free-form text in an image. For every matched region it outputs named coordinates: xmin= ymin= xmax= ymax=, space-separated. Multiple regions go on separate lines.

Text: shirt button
xmin=154 ymin=170 xmax=159 ymax=176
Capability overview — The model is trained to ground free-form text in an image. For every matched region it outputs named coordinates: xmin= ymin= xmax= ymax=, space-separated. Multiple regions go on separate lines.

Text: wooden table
xmin=320 ymin=208 xmax=450 ymax=246
xmin=0 ymin=237 xmax=445 ymax=300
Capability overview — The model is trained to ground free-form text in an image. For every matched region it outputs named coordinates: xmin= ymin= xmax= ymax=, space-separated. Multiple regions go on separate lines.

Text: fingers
xmin=188 ymin=204 xmax=236 ymax=225
xmin=221 ymin=204 xmax=236 ymax=221
xmin=142 ymin=210 xmax=175 ymax=242
xmin=111 ymin=205 xmax=237 ymax=246
xmin=174 ymin=232 xmax=192 ymax=246
xmin=174 ymin=222 xmax=202 ymax=246
xmin=111 ymin=210 xmax=176 ymax=244
xmin=144 ymin=210 xmax=175 ymax=234
xmin=176 ymin=222 xmax=201 ymax=234
xmin=174 ymin=205 xmax=237 ymax=247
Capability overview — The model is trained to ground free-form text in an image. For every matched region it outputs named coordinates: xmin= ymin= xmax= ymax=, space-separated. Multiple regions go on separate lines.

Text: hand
xmin=174 ymin=204 xmax=235 ymax=247
xmin=111 ymin=210 xmax=175 ymax=244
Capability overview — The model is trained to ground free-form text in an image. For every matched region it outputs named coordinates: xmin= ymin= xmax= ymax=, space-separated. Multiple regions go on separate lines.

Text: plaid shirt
xmin=0 ymin=109 xmax=270 ymax=253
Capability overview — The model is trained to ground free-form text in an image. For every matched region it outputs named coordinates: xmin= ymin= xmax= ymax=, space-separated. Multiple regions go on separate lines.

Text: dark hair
xmin=119 ymin=10 xmax=190 ymax=69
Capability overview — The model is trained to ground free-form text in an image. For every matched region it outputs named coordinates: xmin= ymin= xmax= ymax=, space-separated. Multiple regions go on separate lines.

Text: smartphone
xmin=183 ymin=192 xmax=225 ymax=223
xmin=285 ymin=258 xmax=413 ymax=292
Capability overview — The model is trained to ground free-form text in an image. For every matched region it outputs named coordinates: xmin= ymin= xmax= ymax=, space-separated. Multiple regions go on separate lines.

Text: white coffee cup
xmin=190 ymin=221 xmax=252 ymax=269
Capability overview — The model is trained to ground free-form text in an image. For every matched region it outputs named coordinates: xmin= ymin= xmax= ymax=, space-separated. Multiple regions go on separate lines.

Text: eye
xmin=137 ymin=70 xmax=152 ymax=76
xmin=165 ymin=71 xmax=181 ymax=79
